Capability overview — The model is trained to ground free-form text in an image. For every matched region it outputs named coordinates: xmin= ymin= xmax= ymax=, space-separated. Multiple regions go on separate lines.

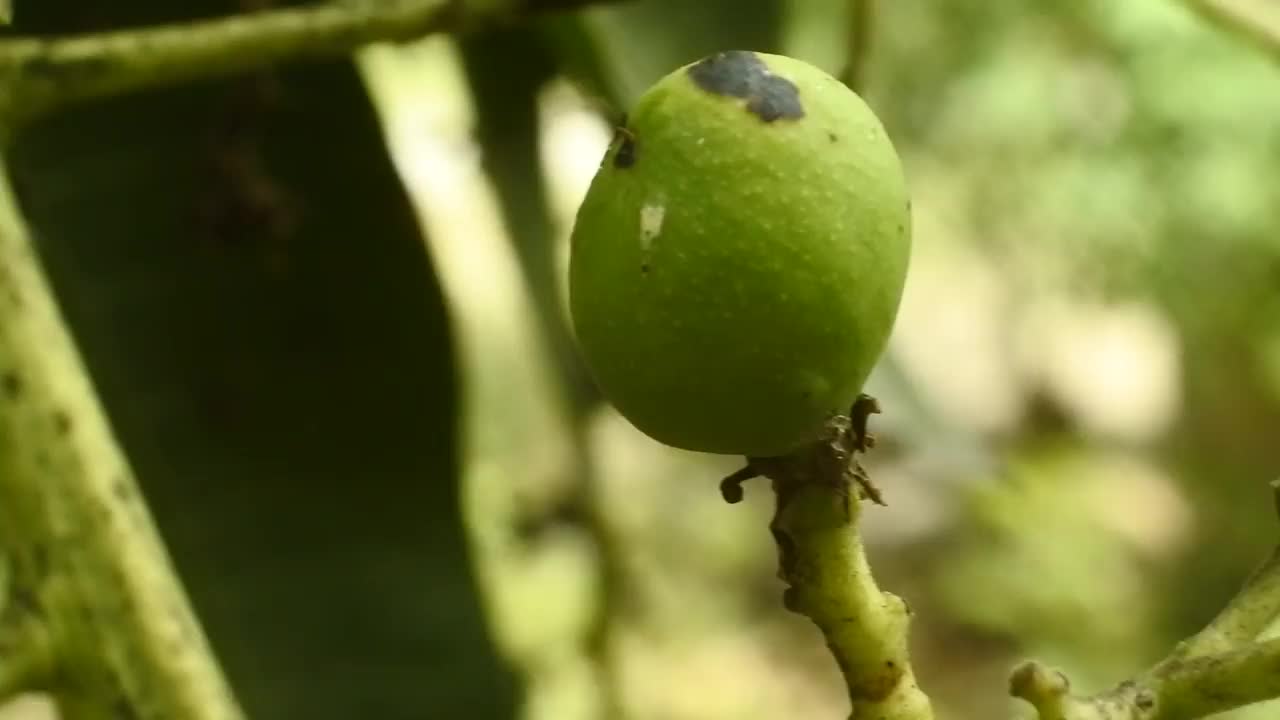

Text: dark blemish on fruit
xmin=639 ymin=261 xmax=651 ymax=275
xmin=613 ymin=127 xmax=637 ymax=168
xmin=828 ymin=132 xmax=838 ymax=143
xmin=688 ymin=51 xmax=804 ymax=123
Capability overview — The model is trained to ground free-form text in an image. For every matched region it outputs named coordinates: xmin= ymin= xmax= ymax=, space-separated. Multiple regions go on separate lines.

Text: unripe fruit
xmin=569 ymin=51 xmax=911 ymax=458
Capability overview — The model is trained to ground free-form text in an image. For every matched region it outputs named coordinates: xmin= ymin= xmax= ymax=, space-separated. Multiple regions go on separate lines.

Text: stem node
xmin=727 ymin=398 xmax=933 ymax=720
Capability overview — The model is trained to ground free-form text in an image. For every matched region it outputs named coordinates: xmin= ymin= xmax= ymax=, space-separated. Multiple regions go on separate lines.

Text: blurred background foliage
xmin=3 ymin=0 xmax=1280 ymax=719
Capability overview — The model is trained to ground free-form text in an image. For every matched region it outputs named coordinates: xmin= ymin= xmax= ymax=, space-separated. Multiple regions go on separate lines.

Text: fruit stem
xmin=0 ymin=0 xmax=623 ymax=130
xmin=726 ymin=398 xmax=934 ymax=720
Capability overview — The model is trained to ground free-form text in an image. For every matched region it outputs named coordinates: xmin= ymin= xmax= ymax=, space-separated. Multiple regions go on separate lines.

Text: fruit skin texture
xmin=569 ymin=50 xmax=911 ymax=458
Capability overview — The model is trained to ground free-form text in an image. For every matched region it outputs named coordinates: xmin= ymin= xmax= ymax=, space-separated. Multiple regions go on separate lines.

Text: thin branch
xmin=1170 ymin=544 xmax=1280 ymax=659
xmin=1153 ymin=636 xmax=1280 ymax=718
xmin=1013 ymin=639 xmax=1280 ymax=720
xmin=1012 ymin=481 xmax=1280 ymax=720
xmin=727 ymin=401 xmax=933 ymax=720
xmin=1009 ymin=662 xmax=1124 ymax=720
xmin=841 ymin=0 xmax=875 ymax=92
xmin=0 ymin=0 xmax=620 ymax=128
xmin=1183 ymin=0 xmax=1280 ymax=64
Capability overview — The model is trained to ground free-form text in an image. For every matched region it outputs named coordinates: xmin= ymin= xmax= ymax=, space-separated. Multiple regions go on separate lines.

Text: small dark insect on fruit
xmin=611 ymin=124 xmax=637 ymax=169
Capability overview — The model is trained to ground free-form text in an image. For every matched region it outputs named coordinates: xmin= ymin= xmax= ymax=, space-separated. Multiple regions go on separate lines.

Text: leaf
xmin=5 ymin=3 xmax=517 ymax=719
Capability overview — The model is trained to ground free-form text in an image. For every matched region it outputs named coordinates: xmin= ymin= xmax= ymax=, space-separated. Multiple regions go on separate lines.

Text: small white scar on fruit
xmin=640 ymin=202 xmax=666 ymax=251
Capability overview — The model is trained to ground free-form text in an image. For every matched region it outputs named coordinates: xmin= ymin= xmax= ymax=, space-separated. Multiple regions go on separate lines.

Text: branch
xmin=1155 ymin=637 xmax=1280 ymax=718
xmin=1170 ymin=543 xmax=1280 ymax=659
xmin=0 ymin=167 xmax=244 ymax=718
xmin=1009 ymin=662 xmax=1125 ymax=720
xmin=1012 ymin=480 xmax=1280 ymax=720
xmin=723 ymin=398 xmax=934 ymax=720
xmin=1013 ymin=639 xmax=1280 ymax=720
xmin=841 ymin=0 xmax=874 ymax=92
xmin=1183 ymin=0 xmax=1280 ymax=64
xmin=0 ymin=0 xmax=621 ymax=129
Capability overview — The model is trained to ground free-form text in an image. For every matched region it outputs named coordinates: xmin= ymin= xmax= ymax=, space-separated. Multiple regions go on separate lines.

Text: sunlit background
xmin=359 ymin=0 xmax=1280 ymax=717
xmin=6 ymin=0 xmax=1280 ymax=719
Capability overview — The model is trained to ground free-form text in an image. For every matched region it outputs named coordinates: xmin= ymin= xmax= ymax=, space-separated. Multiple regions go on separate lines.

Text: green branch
xmin=1171 ymin=543 xmax=1280 ymax=659
xmin=1011 ymin=481 xmax=1280 ymax=720
xmin=1155 ymin=637 xmax=1280 ymax=718
xmin=0 ymin=165 xmax=246 ymax=718
xmin=0 ymin=0 xmax=619 ymax=130
xmin=1012 ymin=638 xmax=1280 ymax=720
xmin=723 ymin=398 xmax=933 ymax=720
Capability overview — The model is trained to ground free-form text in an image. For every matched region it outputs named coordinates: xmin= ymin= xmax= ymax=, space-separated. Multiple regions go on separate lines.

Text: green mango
xmin=569 ymin=51 xmax=911 ymax=457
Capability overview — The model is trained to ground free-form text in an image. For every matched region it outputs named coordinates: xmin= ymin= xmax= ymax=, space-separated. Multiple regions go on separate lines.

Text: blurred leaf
xmin=933 ymin=443 xmax=1179 ymax=685
xmin=5 ymin=3 xmax=516 ymax=719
